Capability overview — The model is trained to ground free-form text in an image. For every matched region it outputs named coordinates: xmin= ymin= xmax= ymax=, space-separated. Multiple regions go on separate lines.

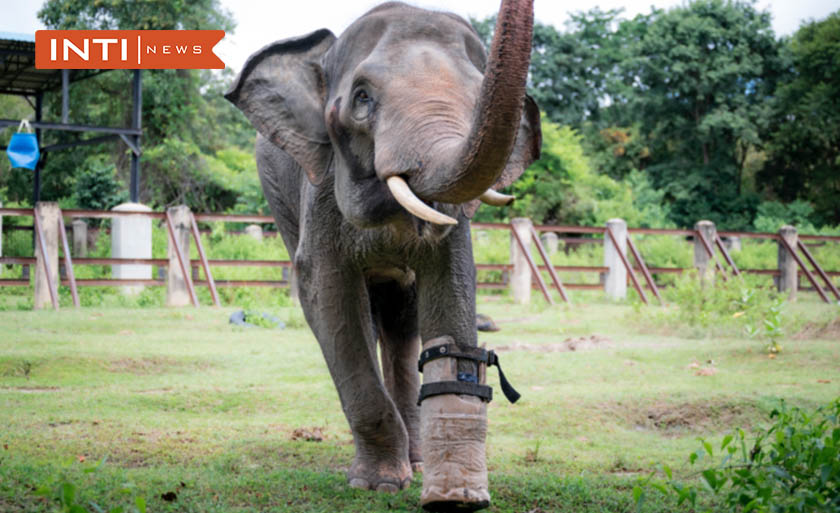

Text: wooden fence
xmin=1 ymin=204 xmax=838 ymax=309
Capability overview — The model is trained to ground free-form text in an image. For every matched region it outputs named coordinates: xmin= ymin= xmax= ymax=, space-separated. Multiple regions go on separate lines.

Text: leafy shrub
xmin=73 ymin=157 xmax=128 ymax=213
xmin=635 ymin=398 xmax=840 ymax=513
xmin=643 ymin=271 xmax=785 ymax=345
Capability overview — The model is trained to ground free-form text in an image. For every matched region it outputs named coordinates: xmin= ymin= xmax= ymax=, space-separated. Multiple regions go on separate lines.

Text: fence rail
xmin=1 ymin=205 xmax=838 ymax=308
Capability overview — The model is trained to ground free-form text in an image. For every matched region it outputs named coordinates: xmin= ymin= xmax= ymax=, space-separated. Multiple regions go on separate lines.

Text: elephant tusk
xmin=386 ymin=176 xmax=458 ymax=226
xmin=479 ymin=189 xmax=515 ymax=206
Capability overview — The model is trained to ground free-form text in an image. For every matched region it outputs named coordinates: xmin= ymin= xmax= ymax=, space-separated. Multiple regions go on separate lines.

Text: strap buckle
xmin=417 ymin=343 xmax=520 ymax=405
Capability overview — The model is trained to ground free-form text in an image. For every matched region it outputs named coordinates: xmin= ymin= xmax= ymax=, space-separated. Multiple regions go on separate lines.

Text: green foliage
xmin=760 ymin=11 xmax=840 ymax=224
xmin=73 ymin=157 xmax=128 ymax=212
xmin=34 ymin=457 xmax=147 ymax=513
xmin=744 ymin=295 xmax=784 ymax=354
xmin=754 ymin=200 xmax=819 ymax=234
xmin=15 ymin=0 xmax=255 ymax=213
xmin=475 ymin=120 xmax=666 ymax=227
xmin=635 ymin=399 xmax=840 ymax=513
xmin=652 ymin=271 xmax=784 ymax=339
xmin=619 ymin=0 xmax=781 ymax=229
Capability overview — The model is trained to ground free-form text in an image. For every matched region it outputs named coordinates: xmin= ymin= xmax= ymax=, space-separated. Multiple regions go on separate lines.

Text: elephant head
xmin=225 ymin=0 xmax=540 ymax=228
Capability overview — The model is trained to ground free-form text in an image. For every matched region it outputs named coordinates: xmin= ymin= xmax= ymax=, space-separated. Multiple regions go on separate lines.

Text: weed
xmin=634 ymin=398 xmax=840 ymax=513
xmin=34 ymin=457 xmax=147 ymax=513
xmin=524 ymin=440 xmax=542 ymax=463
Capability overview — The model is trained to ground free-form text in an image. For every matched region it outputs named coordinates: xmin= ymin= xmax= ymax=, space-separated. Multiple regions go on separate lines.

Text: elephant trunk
xmin=409 ymin=0 xmax=534 ymax=205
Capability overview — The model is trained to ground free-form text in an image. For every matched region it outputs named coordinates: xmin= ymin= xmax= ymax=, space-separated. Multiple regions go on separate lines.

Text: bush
xmin=640 ymin=271 xmax=786 ymax=346
xmin=73 ymin=157 xmax=128 ymax=212
xmin=635 ymin=398 xmax=840 ymax=513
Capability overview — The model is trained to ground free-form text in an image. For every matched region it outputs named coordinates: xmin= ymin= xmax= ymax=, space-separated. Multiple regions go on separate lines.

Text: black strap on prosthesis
xmin=417 ymin=343 xmax=521 ymax=405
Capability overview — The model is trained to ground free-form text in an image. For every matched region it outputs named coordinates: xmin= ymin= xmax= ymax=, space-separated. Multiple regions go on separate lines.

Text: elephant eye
xmin=352 ymin=89 xmax=373 ymax=121
xmin=355 ymin=89 xmax=371 ymax=104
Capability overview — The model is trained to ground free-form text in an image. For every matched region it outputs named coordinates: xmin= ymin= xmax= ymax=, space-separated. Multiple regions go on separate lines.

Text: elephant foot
xmin=419 ymin=338 xmax=491 ymax=512
xmin=347 ymin=458 xmax=412 ymax=493
xmin=411 ymin=461 xmax=423 ymax=473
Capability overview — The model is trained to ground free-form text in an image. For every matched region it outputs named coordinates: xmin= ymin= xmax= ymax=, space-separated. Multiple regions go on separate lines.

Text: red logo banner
xmin=35 ymin=30 xmax=225 ymax=69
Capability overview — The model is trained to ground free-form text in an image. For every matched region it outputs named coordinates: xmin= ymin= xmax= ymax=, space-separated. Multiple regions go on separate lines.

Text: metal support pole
xmin=714 ymin=234 xmax=741 ymax=278
xmin=626 ymin=235 xmax=663 ymax=304
xmin=130 ymin=69 xmax=142 ymax=203
xmin=606 ymin=225 xmax=648 ymax=304
xmin=61 ymin=69 xmax=70 ymax=124
xmin=165 ymin=208 xmax=199 ymax=307
xmin=189 ymin=212 xmax=220 ymax=307
xmin=510 ymin=222 xmax=554 ymax=305
xmin=529 ymin=226 xmax=569 ymax=303
xmin=33 ymin=93 xmax=43 ymax=206
xmin=797 ymin=240 xmax=840 ymax=301
xmin=778 ymin=235 xmax=830 ymax=303
xmin=57 ymin=213 xmax=79 ymax=307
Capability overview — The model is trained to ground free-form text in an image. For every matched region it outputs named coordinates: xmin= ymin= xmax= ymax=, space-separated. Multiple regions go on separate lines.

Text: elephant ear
xmin=225 ymin=29 xmax=336 ymax=185
xmin=463 ymin=95 xmax=542 ymax=218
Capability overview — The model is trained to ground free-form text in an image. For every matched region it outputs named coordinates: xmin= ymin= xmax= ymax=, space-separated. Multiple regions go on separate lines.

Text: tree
xmin=0 ymin=0 xmax=259 ymax=212
xmin=473 ymin=9 xmax=630 ymax=128
xmin=619 ymin=0 xmax=781 ymax=228
xmin=759 ymin=11 xmax=840 ymax=224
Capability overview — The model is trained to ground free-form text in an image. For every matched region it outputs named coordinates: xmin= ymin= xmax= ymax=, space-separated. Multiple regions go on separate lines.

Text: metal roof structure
xmin=0 ymin=32 xmax=143 ymax=203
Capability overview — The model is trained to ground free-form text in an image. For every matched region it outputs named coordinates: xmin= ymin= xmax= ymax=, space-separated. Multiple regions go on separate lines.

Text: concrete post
xmin=111 ymin=202 xmax=152 ymax=294
xmin=604 ymin=218 xmax=628 ymax=300
xmin=540 ymin=232 xmax=559 ymax=256
xmin=34 ymin=202 xmax=60 ymax=310
xmin=72 ymin=219 xmax=87 ymax=257
xmin=167 ymin=205 xmax=192 ymax=307
xmin=694 ymin=220 xmax=717 ymax=282
xmin=244 ymin=224 xmax=263 ymax=241
xmin=510 ymin=217 xmax=533 ymax=305
xmin=777 ymin=225 xmax=798 ymax=300
xmin=724 ymin=236 xmax=741 ymax=253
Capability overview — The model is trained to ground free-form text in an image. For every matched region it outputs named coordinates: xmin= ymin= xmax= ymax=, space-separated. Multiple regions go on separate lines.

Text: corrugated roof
xmin=0 ymin=32 xmax=112 ymax=96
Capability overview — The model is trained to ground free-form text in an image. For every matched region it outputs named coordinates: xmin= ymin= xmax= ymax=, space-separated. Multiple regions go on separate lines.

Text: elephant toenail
xmin=349 ymin=478 xmax=371 ymax=490
xmin=411 ymin=462 xmax=424 ymax=473
xmin=376 ymin=483 xmax=400 ymax=493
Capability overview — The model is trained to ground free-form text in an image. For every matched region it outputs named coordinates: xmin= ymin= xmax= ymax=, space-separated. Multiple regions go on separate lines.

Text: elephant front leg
xmin=415 ymin=222 xmax=491 ymax=512
xmin=295 ymin=254 xmax=412 ymax=492
xmin=369 ymin=280 xmax=423 ymax=473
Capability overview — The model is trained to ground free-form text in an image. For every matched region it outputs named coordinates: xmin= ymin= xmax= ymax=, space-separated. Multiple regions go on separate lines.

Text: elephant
xmin=225 ymin=0 xmax=539 ymax=509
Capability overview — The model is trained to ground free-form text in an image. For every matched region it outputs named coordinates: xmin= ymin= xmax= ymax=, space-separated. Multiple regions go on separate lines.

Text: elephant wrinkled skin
xmin=225 ymin=0 xmax=540 ymax=506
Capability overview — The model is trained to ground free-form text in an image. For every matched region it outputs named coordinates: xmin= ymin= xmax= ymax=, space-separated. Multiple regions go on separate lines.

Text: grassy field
xmin=1 ymin=296 xmax=838 ymax=512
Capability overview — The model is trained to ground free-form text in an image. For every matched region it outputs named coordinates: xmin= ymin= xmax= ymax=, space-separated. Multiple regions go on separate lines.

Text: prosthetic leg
xmin=418 ymin=336 xmax=520 ymax=512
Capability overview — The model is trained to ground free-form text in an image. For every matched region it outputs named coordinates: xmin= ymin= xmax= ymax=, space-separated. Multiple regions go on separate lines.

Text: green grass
xmin=0 ymin=298 xmax=838 ymax=512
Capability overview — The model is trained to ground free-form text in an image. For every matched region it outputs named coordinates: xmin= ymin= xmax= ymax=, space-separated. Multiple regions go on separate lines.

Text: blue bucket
xmin=6 ymin=120 xmax=39 ymax=170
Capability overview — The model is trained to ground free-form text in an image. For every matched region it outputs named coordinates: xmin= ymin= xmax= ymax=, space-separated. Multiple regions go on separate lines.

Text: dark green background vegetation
xmin=1 ymin=0 xmax=838 ymax=234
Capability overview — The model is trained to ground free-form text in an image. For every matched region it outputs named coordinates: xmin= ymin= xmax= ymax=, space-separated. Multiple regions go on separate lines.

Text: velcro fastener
xmin=417 ymin=381 xmax=493 ymax=405
xmin=418 ymin=344 xmax=488 ymax=372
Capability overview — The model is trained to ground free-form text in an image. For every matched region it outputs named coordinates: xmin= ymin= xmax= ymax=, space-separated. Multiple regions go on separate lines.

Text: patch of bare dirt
xmin=135 ymin=387 xmax=175 ymax=394
xmin=495 ymin=335 xmax=612 ymax=353
xmin=602 ymin=399 xmax=761 ymax=437
xmin=793 ymin=318 xmax=840 ymax=340
xmin=108 ymin=357 xmax=209 ymax=375
xmin=0 ymin=386 xmax=60 ymax=393
xmin=290 ymin=427 xmax=325 ymax=442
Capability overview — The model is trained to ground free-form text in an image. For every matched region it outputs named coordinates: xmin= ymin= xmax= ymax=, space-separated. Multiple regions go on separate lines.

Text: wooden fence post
xmin=777 ymin=225 xmax=798 ymax=300
xmin=167 ymin=206 xmax=194 ymax=306
xmin=34 ymin=202 xmax=60 ymax=310
xmin=510 ymin=217 xmax=533 ymax=304
xmin=694 ymin=220 xmax=717 ymax=283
